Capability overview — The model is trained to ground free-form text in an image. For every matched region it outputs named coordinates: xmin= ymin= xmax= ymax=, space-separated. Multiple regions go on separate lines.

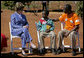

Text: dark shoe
xmin=57 ymin=47 xmax=63 ymax=54
xmin=43 ymin=48 xmax=46 ymax=54
xmin=39 ymin=49 xmax=43 ymax=54
xmin=39 ymin=48 xmax=45 ymax=54
xmin=72 ymin=49 xmax=76 ymax=56
xmin=52 ymin=48 xmax=57 ymax=55
xmin=72 ymin=51 xmax=76 ymax=56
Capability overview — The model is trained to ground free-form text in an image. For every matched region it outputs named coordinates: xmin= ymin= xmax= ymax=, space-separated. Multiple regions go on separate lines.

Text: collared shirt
xmin=37 ymin=17 xmax=54 ymax=32
xmin=59 ymin=12 xmax=80 ymax=31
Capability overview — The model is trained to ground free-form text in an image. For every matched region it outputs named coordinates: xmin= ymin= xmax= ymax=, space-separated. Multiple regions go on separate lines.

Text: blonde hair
xmin=15 ymin=2 xmax=24 ymax=11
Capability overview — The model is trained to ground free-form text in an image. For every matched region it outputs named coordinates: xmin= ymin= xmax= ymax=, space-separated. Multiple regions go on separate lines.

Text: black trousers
xmin=42 ymin=3 xmax=47 ymax=11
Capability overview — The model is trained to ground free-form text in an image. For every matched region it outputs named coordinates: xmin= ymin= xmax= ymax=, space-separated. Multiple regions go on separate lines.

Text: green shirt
xmin=37 ymin=18 xmax=54 ymax=32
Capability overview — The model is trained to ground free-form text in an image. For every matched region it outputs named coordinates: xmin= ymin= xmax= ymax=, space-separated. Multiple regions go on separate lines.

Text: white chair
xmin=9 ymin=22 xmax=31 ymax=55
xmin=61 ymin=22 xmax=81 ymax=52
xmin=35 ymin=22 xmax=53 ymax=51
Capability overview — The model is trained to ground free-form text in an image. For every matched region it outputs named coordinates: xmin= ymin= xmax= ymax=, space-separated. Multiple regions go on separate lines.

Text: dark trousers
xmin=42 ymin=3 xmax=47 ymax=11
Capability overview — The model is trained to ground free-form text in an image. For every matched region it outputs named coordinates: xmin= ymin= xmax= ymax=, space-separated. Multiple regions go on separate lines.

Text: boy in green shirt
xmin=37 ymin=10 xmax=57 ymax=55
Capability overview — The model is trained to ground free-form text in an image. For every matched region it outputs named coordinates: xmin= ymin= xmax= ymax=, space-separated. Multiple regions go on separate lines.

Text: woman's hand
xmin=23 ymin=25 xmax=29 ymax=29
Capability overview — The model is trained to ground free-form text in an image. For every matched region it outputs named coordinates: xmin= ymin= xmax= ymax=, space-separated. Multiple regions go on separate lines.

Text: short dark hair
xmin=64 ymin=4 xmax=72 ymax=11
xmin=42 ymin=10 xmax=49 ymax=16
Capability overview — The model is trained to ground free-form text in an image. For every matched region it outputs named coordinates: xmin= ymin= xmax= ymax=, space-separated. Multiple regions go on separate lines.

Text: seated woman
xmin=11 ymin=2 xmax=36 ymax=56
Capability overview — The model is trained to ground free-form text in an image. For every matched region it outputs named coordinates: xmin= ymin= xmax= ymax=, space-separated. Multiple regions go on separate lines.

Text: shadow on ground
xmin=27 ymin=48 xmax=83 ymax=56
xmin=1 ymin=48 xmax=83 ymax=57
xmin=1 ymin=52 xmax=21 ymax=57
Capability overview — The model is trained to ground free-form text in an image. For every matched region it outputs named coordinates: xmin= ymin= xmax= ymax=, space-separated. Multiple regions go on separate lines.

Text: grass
xmin=1 ymin=1 xmax=8 ymax=9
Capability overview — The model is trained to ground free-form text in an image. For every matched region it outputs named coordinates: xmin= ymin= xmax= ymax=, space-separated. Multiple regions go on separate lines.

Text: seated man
xmin=53 ymin=4 xmax=80 ymax=56
xmin=37 ymin=10 xmax=57 ymax=55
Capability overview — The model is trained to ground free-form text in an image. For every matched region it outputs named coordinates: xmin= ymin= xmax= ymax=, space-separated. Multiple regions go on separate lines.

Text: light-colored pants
xmin=58 ymin=29 xmax=77 ymax=49
xmin=39 ymin=31 xmax=56 ymax=49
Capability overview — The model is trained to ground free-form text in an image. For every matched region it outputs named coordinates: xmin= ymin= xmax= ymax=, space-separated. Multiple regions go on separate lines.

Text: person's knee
xmin=40 ymin=33 xmax=44 ymax=38
xmin=70 ymin=31 xmax=76 ymax=41
xmin=52 ymin=33 xmax=56 ymax=38
xmin=21 ymin=33 xmax=25 ymax=38
xmin=70 ymin=31 xmax=76 ymax=36
xmin=58 ymin=31 xmax=63 ymax=37
xmin=50 ymin=31 xmax=56 ymax=38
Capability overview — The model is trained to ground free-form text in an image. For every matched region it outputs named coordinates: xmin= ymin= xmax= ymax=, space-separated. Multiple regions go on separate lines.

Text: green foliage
xmin=76 ymin=1 xmax=83 ymax=19
xmin=2 ymin=1 xmax=16 ymax=10
xmin=1 ymin=1 xmax=32 ymax=10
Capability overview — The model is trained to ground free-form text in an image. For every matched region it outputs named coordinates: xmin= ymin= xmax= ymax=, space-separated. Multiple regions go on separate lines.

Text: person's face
xmin=63 ymin=5 xmax=71 ymax=14
xmin=42 ymin=11 xmax=48 ymax=18
xmin=17 ymin=9 xmax=23 ymax=14
xmin=63 ymin=6 xmax=68 ymax=14
xmin=20 ymin=9 xmax=23 ymax=13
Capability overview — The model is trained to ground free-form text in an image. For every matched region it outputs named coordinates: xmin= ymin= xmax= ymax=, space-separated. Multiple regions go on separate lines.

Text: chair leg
xmin=28 ymin=43 xmax=30 ymax=53
xmin=38 ymin=42 xmax=40 ymax=50
xmin=11 ymin=37 xmax=14 ymax=55
xmin=62 ymin=39 xmax=65 ymax=52
xmin=28 ymin=43 xmax=32 ymax=53
xmin=79 ymin=47 xmax=81 ymax=52
xmin=77 ymin=33 xmax=81 ymax=52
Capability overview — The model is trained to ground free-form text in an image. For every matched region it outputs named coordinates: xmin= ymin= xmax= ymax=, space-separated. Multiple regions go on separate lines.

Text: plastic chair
xmin=9 ymin=22 xmax=31 ymax=55
xmin=35 ymin=22 xmax=53 ymax=51
xmin=61 ymin=22 xmax=81 ymax=52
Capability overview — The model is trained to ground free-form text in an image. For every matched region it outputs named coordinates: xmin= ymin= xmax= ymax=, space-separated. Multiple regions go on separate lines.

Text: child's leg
xmin=39 ymin=32 xmax=46 ymax=49
xmin=49 ymin=31 xmax=57 ymax=54
xmin=49 ymin=31 xmax=56 ymax=49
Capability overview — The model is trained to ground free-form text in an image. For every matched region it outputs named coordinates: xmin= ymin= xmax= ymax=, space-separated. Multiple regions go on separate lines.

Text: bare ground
xmin=1 ymin=9 xmax=83 ymax=57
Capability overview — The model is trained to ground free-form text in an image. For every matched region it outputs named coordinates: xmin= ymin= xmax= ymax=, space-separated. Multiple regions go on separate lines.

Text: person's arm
xmin=37 ymin=21 xmax=42 ymax=31
xmin=49 ymin=21 xmax=54 ymax=31
xmin=23 ymin=22 xmax=29 ymax=29
xmin=70 ymin=25 xmax=79 ymax=32
xmin=46 ymin=20 xmax=55 ymax=32
xmin=24 ymin=16 xmax=29 ymax=26
xmin=52 ymin=18 xmax=59 ymax=22
xmin=52 ymin=13 xmax=65 ymax=22
xmin=65 ymin=25 xmax=79 ymax=37
xmin=11 ymin=14 xmax=23 ymax=28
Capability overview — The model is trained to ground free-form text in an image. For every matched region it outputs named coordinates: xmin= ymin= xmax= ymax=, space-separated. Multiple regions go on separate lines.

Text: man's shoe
xmin=57 ymin=47 xmax=63 ymax=54
xmin=72 ymin=51 xmax=76 ymax=56
xmin=52 ymin=48 xmax=57 ymax=55
xmin=43 ymin=48 xmax=46 ymax=54
xmin=39 ymin=48 xmax=45 ymax=54
xmin=72 ymin=49 xmax=76 ymax=56
xmin=39 ymin=49 xmax=43 ymax=54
